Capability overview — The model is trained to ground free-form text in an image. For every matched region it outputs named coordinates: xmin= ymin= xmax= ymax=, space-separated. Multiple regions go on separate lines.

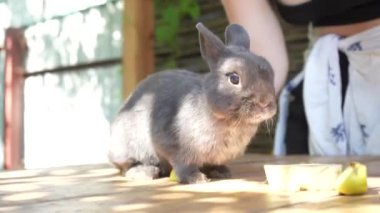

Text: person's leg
xmin=339 ymin=50 xmax=349 ymax=109
xmin=284 ymin=80 xmax=309 ymax=154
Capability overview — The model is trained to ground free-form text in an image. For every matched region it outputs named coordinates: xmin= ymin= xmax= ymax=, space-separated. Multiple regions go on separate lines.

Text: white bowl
xmin=264 ymin=163 xmax=343 ymax=191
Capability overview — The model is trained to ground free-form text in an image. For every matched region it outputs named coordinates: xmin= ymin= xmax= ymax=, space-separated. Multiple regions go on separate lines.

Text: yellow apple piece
xmin=169 ymin=170 xmax=178 ymax=182
xmin=335 ymin=162 xmax=368 ymax=195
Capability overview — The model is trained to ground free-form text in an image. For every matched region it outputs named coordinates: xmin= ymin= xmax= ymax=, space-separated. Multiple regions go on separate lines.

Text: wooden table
xmin=1 ymin=154 xmax=379 ymax=212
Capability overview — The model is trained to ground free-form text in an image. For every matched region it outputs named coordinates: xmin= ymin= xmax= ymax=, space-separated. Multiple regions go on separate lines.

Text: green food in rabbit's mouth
xmin=169 ymin=170 xmax=178 ymax=182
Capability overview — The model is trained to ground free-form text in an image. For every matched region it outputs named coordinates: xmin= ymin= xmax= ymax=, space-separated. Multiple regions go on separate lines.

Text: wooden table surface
xmin=0 ymin=154 xmax=379 ymax=212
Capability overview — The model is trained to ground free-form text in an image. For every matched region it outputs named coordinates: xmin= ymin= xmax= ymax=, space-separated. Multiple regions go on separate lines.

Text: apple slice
xmin=335 ymin=162 xmax=368 ymax=195
xmin=169 ymin=170 xmax=178 ymax=182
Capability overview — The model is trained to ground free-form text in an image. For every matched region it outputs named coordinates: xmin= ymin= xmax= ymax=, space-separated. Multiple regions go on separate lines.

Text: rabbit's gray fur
xmin=108 ymin=23 xmax=276 ymax=184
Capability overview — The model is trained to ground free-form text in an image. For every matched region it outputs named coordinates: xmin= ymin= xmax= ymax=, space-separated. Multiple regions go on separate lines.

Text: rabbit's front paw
xmin=174 ymin=164 xmax=209 ymax=184
xmin=181 ymin=172 xmax=209 ymax=184
xmin=201 ymin=165 xmax=232 ymax=179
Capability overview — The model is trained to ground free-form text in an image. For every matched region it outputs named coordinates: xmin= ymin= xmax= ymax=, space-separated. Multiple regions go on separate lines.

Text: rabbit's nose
xmin=257 ymin=95 xmax=273 ymax=108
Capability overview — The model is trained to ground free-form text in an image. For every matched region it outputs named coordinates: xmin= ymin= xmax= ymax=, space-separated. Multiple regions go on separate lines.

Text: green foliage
xmin=155 ymin=0 xmax=200 ymax=69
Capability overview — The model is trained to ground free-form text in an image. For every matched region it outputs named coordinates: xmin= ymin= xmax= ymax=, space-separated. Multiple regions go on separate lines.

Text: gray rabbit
xmin=108 ymin=23 xmax=276 ymax=184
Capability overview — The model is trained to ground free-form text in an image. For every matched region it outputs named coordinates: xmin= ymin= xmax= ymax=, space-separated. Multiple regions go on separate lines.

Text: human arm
xmin=221 ymin=0 xmax=289 ymax=94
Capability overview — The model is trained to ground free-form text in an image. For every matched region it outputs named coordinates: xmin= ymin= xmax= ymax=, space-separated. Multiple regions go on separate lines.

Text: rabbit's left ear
xmin=196 ymin=22 xmax=226 ymax=64
xmin=225 ymin=24 xmax=250 ymax=50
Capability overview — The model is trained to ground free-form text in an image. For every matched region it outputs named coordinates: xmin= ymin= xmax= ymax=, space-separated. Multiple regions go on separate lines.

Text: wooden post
xmin=3 ymin=28 xmax=27 ymax=169
xmin=122 ymin=0 xmax=155 ymax=98
xmin=0 ymin=40 xmax=3 ymax=170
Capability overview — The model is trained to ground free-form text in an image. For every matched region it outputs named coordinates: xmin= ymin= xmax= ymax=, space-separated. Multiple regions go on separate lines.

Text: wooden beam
xmin=0 ymin=42 xmax=3 ymax=170
xmin=122 ymin=0 xmax=155 ymax=98
xmin=3 ymin=28 xmax=27 ymax=169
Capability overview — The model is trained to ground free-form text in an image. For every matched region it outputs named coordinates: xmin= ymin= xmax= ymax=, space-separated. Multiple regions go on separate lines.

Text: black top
xmin=276 ymin=0 xmax=380 ymax=26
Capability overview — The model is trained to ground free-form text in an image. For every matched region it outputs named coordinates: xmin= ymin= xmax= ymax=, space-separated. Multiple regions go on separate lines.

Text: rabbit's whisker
xmin=265 ymin=119 xmax=273 ymax=135
xmin=234 ymin=114 xmax=243 ymax=128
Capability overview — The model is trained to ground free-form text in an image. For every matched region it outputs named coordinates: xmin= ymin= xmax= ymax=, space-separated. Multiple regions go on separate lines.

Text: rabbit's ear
xmin=196 ymin=23 xmax=226 ymax=64
xmin=225 ymin=24 xmax=250 ymax=50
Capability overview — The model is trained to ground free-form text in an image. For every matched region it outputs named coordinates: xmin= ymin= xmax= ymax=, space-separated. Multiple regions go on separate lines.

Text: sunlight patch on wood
xmin=112 ymin=203 xmax=154 ymax=212
xmin=368 ymin=177 xmax=380 ymax=186
xmin=49 ymin=169 xmax=78 ymax=176
xmin=0 ymin=206 xmax=21 ymax=212
xmin=88 ymin=168 xmax=118 ymax=175
xmin=95 ymin=176 xmax=127 ymax=183
xmin=151 ymin=192 xmax=193 ymax=200
xmin=195 ymin=196 xmax=238 ymax=203
xmin=41 ymin=179 xmax=78 ymax=186
xmin=284 ymin=191 xmax=338 ymax=204
xmin=2 ymin=192 xmax=47 ymax=201
xmin=0 ymin=170 xmax=41 ymax=179
xmin=0 ymin=183 xmax=40 ymax=192
xmin=114 ymin=187 xmax=133 ymax=192
xmin=70 ymin=168 xmax=118 ymax=178
xmin=167 ymin=179 xmax=268 ymax=193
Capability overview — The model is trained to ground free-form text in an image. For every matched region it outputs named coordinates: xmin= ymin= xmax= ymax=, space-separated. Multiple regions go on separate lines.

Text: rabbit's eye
xmin=227 ymin=72 xmax=240 ymax=85
xmin=259 ymin=64 xmax=267 ymax=71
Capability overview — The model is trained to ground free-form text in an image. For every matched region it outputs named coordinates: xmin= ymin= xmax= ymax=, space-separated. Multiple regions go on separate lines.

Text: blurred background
xmin=0 ymin=0 xmax=307 ymax=170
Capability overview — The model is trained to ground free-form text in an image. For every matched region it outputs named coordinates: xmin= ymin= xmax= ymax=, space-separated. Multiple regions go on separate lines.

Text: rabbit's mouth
xmin=237 ymin=102 xmax=277 ymax=124
xmin=251 ymin=109 xmax=277 ymax=123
